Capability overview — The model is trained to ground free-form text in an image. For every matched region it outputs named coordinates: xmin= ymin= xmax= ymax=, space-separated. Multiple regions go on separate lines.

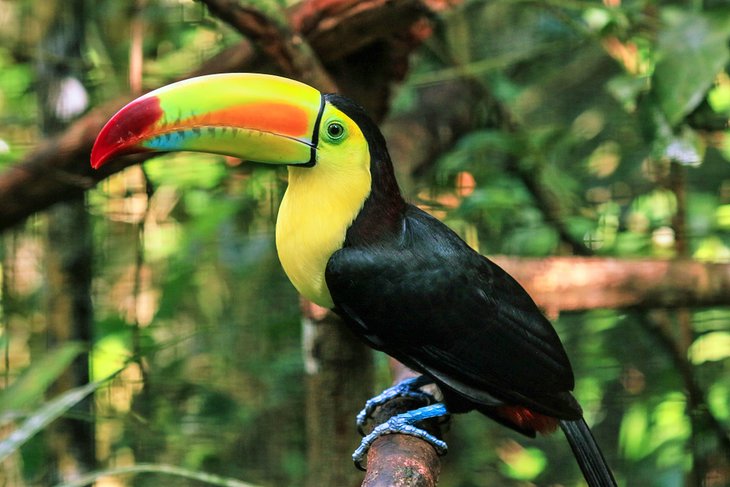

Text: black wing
xmin=325 ymin=205 xmax=580 ymax=418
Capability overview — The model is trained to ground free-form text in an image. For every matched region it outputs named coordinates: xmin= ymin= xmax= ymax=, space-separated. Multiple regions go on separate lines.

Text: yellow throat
xmin=275 ymin=105 xmax=372 ymax=308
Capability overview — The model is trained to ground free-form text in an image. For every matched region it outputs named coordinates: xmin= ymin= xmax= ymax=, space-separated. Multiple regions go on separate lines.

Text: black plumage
xmin=327 ymin=190 xmax=582 ymax=427
xmin=324 ymin=95 xmax=615 ymax=486
xmin=325 ymin=94 xmax=579 ymax=427
xmin=92 ymin=79 xmax=615 ymax=486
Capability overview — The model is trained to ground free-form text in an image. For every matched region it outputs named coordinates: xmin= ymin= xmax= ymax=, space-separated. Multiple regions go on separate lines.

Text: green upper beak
xmin=91 ymin=73 xmax=324 ymax=169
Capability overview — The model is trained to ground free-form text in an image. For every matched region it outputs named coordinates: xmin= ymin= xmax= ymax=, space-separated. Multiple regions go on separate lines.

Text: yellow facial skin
xmin=276 ymin=103 xmax=372 ymax=307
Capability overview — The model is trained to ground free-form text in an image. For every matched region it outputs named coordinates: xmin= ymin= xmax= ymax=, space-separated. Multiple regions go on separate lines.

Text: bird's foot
xmin=352 ymin=402 xmax=449 ymax=470
xmin=356 ymin=375 xmax=435 ymax=435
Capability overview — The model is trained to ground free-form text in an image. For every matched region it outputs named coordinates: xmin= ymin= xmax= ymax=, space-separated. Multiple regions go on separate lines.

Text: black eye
xmin=326 ymin=122 xmax=345 ymax=140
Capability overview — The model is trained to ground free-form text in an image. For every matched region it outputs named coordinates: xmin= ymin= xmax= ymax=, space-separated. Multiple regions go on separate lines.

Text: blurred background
xmin=0 ymin=0 xmax=729 ymax=485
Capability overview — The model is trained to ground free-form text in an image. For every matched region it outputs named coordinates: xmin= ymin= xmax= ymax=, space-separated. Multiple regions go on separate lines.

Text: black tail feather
xmin=560 ymin=418 xmax=617 ymax=487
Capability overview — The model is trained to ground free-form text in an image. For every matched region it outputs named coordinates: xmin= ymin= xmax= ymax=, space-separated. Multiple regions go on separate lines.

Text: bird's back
xmin=326 ymin=204 xmax=581 ymax=422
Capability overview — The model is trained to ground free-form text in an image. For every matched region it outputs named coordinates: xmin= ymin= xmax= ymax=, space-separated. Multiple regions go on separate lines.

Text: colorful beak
xmin=91 ymin=73 xmax=324 ymax=169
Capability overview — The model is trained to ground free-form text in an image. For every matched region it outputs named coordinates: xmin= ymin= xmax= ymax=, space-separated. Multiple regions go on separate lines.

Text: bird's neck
xmin=276 ymin=161 xmax=373 ymax=308
xmin=344 ymin=155 xmax=406 ymax=247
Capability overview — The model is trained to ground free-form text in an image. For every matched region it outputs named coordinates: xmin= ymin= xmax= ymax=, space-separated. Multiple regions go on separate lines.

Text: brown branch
xmin=492 ymin=256 xmax=730 ymax=315
xmin=361 ymin=359 xmax=442 ymax=487
xmin=197 ymin=0 xmax=337 ymax=92
xmin=293 ymin=0 xmax=429 ymax=64
xmin=301 ymin=300 xmax=373 ymax=487
xmin=0 ymin=0 xmax=432 ymax=231
xmin=358 ymin=257 xmax=730 ymax=484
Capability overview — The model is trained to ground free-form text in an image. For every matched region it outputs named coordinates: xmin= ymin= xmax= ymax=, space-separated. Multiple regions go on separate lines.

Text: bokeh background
xmin=0 ymin=0 xmax=729 ymax=486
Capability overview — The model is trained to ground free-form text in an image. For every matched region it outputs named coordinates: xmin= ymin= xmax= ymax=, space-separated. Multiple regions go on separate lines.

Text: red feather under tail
xmin=494 ymin=405 xmax=559 ymax=434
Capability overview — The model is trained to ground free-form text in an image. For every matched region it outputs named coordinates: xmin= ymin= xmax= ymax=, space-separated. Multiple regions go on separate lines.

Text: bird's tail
xmin=560 ymin=418 xmax=617 ymax=487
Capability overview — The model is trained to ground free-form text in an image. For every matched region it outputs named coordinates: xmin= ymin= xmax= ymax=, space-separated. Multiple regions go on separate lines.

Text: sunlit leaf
xmin=651 ymin=393 xmax=690 ymax=447
xmin=92 ymin=335 xmax=132 ymax=380
xmin=619 ymin=404 xmax=650 ymax=460
xmin=0 ymin=342 xmax=84 ymax=414
xmin=0 ymin=377 xmax=109 ymax=462
xmin=586 ymin=141 xmax=621 ymax=177
xmin=693 ymin=309 xmax=730 ymax=333
xmin=653 ymin=8 xmax=730 ymax=126
xmin=694 ymin=236 xmax=730 ymax=262
xmin=708 ymin=383 xmax=730 ymax=421
xmin=651 ymin=394 xmax=691 ymax=470
xmin=498 ymin=445 xmax=547 ymax=481
xmin=708 ymin=75 xmax=730 ymax=114
xmin=631 ymin=189 xmax=677 ymax=226
xmin=689 ymin=331 xmax=730 ymax=364
xmin=717 ymin=205 xmax=730 ymax=230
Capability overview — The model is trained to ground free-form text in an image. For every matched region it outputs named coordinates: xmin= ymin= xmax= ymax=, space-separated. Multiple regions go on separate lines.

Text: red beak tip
xmin=91 ymin=95 xmax=163 ymax=169
xmin=90 ymin=144 xmax=108 ymax=170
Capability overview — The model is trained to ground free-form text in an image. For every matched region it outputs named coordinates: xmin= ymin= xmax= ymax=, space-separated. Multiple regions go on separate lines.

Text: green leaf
xmin=708 ymin=78 xmax=730 ymax=114
xmin=0 ymin=378 xmax=106 ymax=462
xmin=714 ymin=204 xmax=730 ymax=229
xmin=689 ymin=331 xmax=730 ymax=364
xmin=708 ymin=383 xmax=730 ymax=421
xmin=619 ymin=403 xmax=650 ymax=460
xmin=0 ymin=342 xmax=84 ymax=413
xmin=607 ymin=73 xmax=649 ymax=112
xmin=653 ymin=8 xmax=730 ymax=126
xmin=498 ymin=445 xmax=547 ymax=481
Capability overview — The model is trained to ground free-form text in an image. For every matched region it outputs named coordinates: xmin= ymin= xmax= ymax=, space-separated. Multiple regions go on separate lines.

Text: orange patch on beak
xmin=206 ymin=102 xmax=311 ymax=138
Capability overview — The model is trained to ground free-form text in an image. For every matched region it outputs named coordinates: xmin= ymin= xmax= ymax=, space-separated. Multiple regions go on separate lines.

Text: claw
xmin=352 ymin=402 xmax=449 ymax=470
xmin=356 ymin=376 xmax=435 ymax=435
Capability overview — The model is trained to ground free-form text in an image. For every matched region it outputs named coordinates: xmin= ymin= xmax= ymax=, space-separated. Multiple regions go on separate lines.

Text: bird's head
xmin=91 ymin=73 xmax=373 ymax=177
xmin=92 ymin=73 xmax=405 ymax=307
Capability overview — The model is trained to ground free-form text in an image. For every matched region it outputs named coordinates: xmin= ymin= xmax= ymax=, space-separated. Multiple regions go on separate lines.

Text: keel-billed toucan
xmin=92 ymin=73 xmax=616 ymax=486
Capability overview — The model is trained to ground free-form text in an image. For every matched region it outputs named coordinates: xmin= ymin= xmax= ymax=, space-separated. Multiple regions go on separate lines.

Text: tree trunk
xmin=37 ymin=0 xmax=95 ymax=482
xmin=301 ymin=300 xmax=373 ymax=487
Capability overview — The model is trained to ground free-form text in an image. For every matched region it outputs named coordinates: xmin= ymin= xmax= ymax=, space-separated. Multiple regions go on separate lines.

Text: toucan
xmin=91 ymin=73 xmax=617 ymax=486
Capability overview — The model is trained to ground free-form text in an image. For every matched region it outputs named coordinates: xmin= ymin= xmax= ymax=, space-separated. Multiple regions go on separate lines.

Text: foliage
xmin=0 ymin=0 xmax=729 ymax=486
xmin=403 ymin=1 xmax=730 ymax=484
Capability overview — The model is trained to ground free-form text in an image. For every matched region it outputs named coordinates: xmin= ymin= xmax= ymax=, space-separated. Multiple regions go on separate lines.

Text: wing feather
xmin=326 ymin=205 xmax=579 ymax=418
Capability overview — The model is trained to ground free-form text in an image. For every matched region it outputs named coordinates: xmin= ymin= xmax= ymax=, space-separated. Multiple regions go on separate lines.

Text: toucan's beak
xmin=91 ymin=73 xmax=324 ymax=169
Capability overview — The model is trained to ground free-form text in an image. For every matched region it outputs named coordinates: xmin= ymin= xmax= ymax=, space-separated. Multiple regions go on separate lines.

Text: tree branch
xmin=358 ymin=257 xmax=730 ymax=484
xmin=0 ymin=0 xmax=431 ymax=231
xmin=196 ymin=0 xmax=337 ymax=92
xmin=361 ymin=359 xmax=442 ymax=487
xmin=301 ymin=299 xmax=373 ymax=486
xmin=292 ymin=0 xmax=429 ymax=64
xmin=493 ymin=256 xmax=730 ymax=315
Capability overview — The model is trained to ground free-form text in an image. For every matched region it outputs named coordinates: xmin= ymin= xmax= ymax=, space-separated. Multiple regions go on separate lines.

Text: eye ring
xmin=326 ymin=121 xmax=346 ymax=141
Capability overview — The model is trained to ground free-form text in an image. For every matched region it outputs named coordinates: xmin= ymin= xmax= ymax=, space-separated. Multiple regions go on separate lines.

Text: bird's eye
xmin=326 ymin=121 xmax=346 ymax=141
